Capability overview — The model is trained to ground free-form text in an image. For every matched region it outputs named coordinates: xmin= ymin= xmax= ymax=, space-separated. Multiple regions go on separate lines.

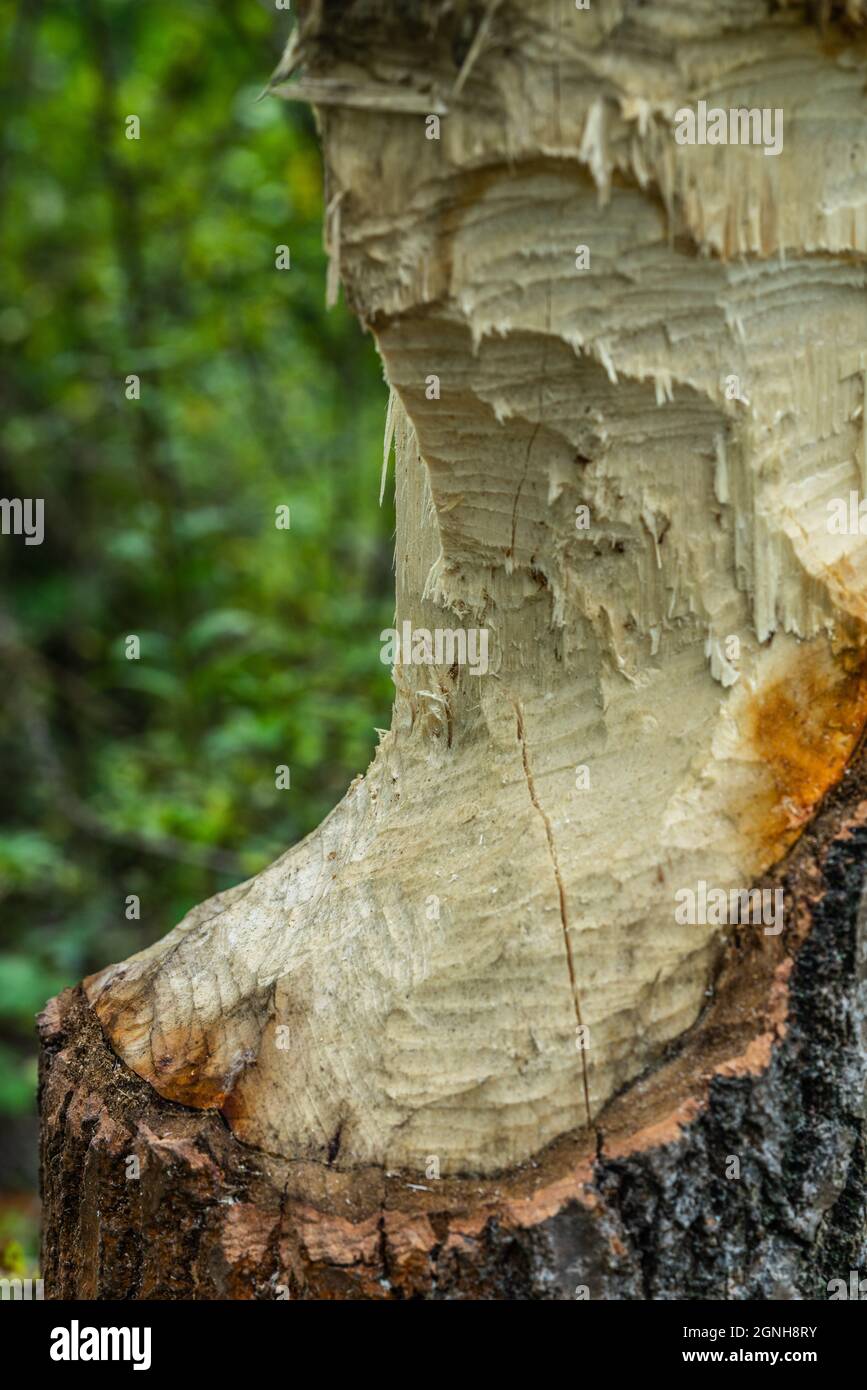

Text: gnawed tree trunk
xmin=40 ymin=0 xmax=867 ymax=1298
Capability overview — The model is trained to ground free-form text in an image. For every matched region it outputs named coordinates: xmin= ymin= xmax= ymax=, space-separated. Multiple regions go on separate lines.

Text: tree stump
xmin=40 ymin=0 xmax=867 ymax=1299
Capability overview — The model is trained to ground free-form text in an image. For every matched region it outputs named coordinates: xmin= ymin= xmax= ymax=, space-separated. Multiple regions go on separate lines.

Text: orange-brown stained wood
xmin=742 ymin=638 xmax=867 ymax=869
xmin=84 ymin=983 xmax=240 ymax=1112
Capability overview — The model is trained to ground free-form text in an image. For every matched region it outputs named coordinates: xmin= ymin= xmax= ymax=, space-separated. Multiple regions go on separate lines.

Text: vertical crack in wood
xmin=512 ymin=696 xmax=592 ymax=1126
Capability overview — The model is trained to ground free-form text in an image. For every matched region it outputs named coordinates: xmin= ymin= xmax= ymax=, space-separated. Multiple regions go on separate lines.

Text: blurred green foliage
xmin=0 ymin=0 xmax=394 ymax=1193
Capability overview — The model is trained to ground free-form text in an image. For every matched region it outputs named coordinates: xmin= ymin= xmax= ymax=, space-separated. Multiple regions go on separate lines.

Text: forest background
xmin=0 ymin=0 xmax=392 ymax=1275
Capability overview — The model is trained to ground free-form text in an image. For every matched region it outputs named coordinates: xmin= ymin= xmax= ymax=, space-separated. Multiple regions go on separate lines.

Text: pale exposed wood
xmin=270 ymin=79 xmax=449 ymax=114
xmin=83 ymin=0 xmax=867 ymax=1180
